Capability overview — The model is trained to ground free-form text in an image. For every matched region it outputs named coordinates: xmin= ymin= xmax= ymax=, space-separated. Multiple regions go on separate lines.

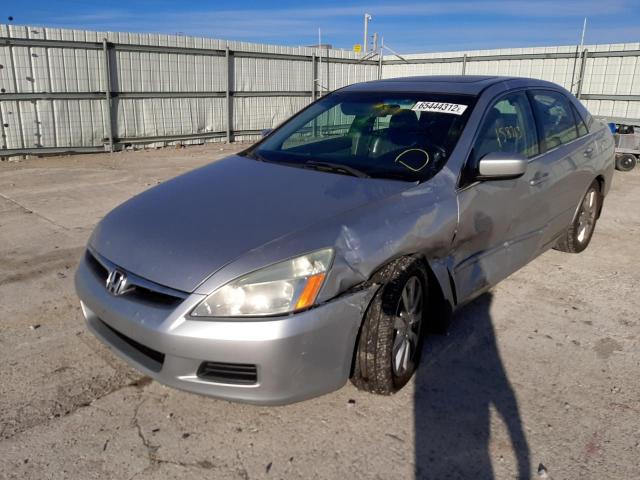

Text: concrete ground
xmin=0 ymin=144 xmax=638 ymax=480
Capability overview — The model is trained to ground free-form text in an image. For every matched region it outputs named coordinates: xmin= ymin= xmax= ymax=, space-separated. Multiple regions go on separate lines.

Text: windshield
xmin=242 ymin=91 xmax=476 ymax=182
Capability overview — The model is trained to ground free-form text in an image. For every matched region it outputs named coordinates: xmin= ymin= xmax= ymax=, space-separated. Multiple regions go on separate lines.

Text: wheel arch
xmin=570 ymin=176 xmax=604 ymax=224
xmin=348 ymin=253 xmax=453 ymax=380
xmin=368 ymin=254 xmax=453 ymax=321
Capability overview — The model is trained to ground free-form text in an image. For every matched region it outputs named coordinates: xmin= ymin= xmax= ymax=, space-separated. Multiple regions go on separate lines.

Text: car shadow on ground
xmin=414 ymin=293 xmax=531 ymax=479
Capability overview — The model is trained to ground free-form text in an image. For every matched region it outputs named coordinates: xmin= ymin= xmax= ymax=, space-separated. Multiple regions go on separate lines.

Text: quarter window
xmin=571 ymin=104 xmax=589 ymax=137
xmin=473 ymin=91 xmax=539 ymax=162
xmin=530 ymin=91 xmax=579 ymax=150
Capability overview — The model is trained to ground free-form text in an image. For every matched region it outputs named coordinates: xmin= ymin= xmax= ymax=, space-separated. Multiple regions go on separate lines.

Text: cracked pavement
xmin=1 ymin=145 xmax=639 ymax=479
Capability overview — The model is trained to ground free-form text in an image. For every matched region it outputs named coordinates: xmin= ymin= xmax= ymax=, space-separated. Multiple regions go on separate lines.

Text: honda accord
xmin=75 ymin=75 xmax=615 ymax=404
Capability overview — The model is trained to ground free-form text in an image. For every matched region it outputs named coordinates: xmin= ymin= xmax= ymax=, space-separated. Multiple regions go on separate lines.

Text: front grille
xmin=197 ymin=361 xmax=258 ymax=385
xmin=131 ymin=285 xmax=184 ymax=306
xmin=86 ymin=251 xmax=185 ymax=306
xmin=100 ymin=320 xmax=165 ymax=371
xmin=86 ymin=251 xmax=109 ymax=280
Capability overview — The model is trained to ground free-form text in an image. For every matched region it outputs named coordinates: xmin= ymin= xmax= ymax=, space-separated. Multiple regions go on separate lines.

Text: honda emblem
xmin=105 ymin=269 xmax=133 ymax=296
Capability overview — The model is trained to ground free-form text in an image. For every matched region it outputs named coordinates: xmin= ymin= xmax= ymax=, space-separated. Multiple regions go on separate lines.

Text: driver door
xmin=451 ymin=90 xmax=549 ymax=303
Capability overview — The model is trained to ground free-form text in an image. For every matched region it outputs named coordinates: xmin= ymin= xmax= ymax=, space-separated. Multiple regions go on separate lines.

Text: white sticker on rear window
xmin=412 ymin=101 xmax=468 ymax=115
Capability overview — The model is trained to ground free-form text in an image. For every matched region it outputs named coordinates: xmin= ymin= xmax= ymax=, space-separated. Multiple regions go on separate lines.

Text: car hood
xmin=90 ymin=155 xmax=411 ymax=293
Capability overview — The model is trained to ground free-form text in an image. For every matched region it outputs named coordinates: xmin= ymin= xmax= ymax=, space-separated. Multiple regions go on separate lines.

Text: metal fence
xmin=382 ymin=43 xmax=640 ymax=126
xmin=0 ymin=24 xmax=379 ymax=157
xmin=1 ymin=23 xmax=639 ymax=158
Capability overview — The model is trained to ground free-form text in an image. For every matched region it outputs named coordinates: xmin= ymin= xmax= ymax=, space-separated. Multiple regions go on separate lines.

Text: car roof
xmin=340 ymin=75 xmax=562 ymax=96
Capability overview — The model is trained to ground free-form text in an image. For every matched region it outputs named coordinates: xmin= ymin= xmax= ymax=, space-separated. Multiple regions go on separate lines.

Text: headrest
xmin=389 ymin=110 xmax=419 ymax=131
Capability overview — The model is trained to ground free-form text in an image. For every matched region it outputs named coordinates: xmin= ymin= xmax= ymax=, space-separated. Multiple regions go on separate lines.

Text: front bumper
xmin=75 ymin=253 xmax=376 ymax=405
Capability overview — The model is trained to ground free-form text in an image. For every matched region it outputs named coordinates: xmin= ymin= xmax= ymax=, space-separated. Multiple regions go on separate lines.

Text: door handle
xmin=583 ymin=147 xmax=594 ymax=157
xmin=529 ymin=172 xmax=549 ymax=186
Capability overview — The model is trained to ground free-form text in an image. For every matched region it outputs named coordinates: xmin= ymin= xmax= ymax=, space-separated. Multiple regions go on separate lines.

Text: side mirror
xmin=477 ymin=152 xmax=527 ymax=180
xmin=261 ymin=128 xmax=273 ymax=138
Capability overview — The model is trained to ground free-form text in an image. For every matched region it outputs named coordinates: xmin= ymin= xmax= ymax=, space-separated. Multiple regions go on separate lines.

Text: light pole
xmin=363 ymin=13 xmax=372 ymax=53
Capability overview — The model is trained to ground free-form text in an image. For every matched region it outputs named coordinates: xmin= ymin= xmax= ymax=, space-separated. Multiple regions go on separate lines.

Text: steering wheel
xmin=391 ymin=140 xmax=447 ymax=173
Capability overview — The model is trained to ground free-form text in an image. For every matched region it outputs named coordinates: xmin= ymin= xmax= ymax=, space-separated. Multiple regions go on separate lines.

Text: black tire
xmin=351 ymin=256 xmax=428 ymax=395
xmin=554 ymin=180 xmax=601 ymax=254
xmin=615 ymin=153 xmax=637 ymax=172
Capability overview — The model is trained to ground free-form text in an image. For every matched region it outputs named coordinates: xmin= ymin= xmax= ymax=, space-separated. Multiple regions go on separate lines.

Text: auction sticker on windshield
xmin=412 ymin=101 xmax=468 ymax=115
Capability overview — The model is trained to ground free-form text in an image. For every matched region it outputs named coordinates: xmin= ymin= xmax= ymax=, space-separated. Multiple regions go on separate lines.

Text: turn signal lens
xmin=295 ymin=273 xmax=326 ymax=310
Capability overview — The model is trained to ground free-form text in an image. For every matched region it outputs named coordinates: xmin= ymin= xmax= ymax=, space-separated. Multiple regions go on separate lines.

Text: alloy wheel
xmin=392 ymin=276 xmax=424 ymax=376
xmin=577 ymin=189 xmax=598 ymax=243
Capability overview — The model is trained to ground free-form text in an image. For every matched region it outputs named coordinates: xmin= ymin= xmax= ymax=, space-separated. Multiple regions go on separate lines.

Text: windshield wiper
xmin=303 ymin=160 xmax=370 ymax=178
xmin=243 ymin=150 xmax=267 ymax=162
xmin=244 ymin=153 xmax=370 ymax=178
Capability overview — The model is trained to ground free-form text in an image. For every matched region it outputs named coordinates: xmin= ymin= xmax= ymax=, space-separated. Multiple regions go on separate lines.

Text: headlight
xmin=191 ymin=248 xmax=334 ymax=317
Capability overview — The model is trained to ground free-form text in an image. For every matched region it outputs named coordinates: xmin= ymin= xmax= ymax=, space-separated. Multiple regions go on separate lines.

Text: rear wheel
xmin=351 ymin=257 xmax=427 ymax=394
xmin=554 ymin=180 xmax=601 ymax=253
xmin=615 ymin=153 xmax=637 ymax=172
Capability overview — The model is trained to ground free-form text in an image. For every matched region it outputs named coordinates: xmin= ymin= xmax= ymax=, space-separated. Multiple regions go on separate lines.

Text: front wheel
xmin=554 ymin=180 xmax=601 ymax=253
xmin=351 ymin=257 xmax=428 ymax=394
xmin=615 ymin=153 xmax=637 ymax=172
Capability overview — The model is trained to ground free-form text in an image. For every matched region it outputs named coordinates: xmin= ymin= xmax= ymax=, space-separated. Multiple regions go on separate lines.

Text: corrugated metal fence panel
xmin=581 ymin=52 xmax=640 ymax=95
xmin=583 ymin=99 xmax=640 ymax=120
xmin=234 ymin=58 xmax=310 ymax=92
xmin=1 ymin=101 xmax=21 ymax=149
xmin=233 ymin=96 xmax=311 ymax=131
xmin=382 ymin=42 xmax=640 ymax=122
xmin=0 ymin=24 xmax=109 ymax=150
xmin=114 ymin=50 xmax=227 ymax=92
xmin=116 ymin=97 xmax=226 ymax=139
xmin=45 ymin=28 xmax=105 ymax=92
xmin=2 ymin=23 xmax=640 ymax=157
xmin=0 ymin=24 xmax=370 ymax=155
xmin=328 ymin=63 xmax=378 ymax=90
xmin=51 ymin=99 xmax=105 ymax=147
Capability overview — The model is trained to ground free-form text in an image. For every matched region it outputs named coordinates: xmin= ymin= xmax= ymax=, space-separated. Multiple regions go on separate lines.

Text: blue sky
xmin=3 ymin=0 xmax=639 ymax=53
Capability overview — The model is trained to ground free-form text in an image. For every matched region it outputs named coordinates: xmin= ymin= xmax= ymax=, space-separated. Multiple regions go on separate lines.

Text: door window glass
xmin=473 ymin=91 xmax=539 ymax=162
xmin=530 ymin=91 xmax=579 ymax=149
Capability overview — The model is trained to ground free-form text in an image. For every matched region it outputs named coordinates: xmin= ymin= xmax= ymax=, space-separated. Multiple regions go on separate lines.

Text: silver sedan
xmin=75 ymin=75 xmax=615 ymax=404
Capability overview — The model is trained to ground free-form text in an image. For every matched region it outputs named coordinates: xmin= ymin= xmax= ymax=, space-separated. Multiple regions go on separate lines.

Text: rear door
xmin=452 ymin=90 xmax=546 ymax=302
xmin=528 ymin=90 xmax=595 ymax=247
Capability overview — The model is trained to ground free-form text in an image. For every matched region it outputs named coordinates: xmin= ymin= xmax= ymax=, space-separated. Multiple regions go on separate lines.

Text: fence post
xmin=101 ymin=39 xmax=114 ymax=152
xmin=225 ymin=46 xmax=233 ymax=143
xmin=325 ymin=46 xmax=330 ymax=94
xmin=576 ymin=49 xmax=588 ymax=99
xmin=462 ymin=54 xmax=467 ymax=76
xmin=569 ymin=44 xmax=580 ymax=94
xmin=311 ymin=53 xmax=317 ymax=101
